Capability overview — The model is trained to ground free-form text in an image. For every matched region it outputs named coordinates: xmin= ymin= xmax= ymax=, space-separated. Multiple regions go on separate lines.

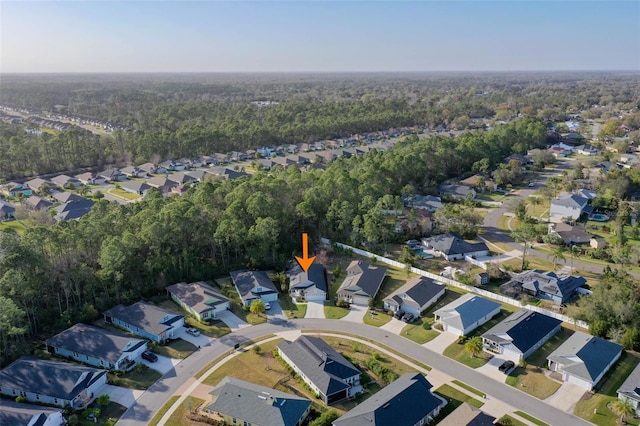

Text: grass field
xmin=434 ymin=384 xmax=484 ymax=409
xmin=325 ymin=305 xmax=350 ymax=319
xmin=279 ymin=296 xmax=307 ymax=319
xmin=514 ymin=411 xmax=549 ymax=426
xmin=400 ymin=317 xmax=439 ymax=344
xmin=152 ymin=339 xmax=197 ymax=359
xmin=164 ymin=396 xmax=206 ymax=426
xmin=108 ymin=187 xmax=141 ymax=200
xmin=107 ymin=364 xmax=162 ymax=390
xmin=0 ymin=219 xmax=28 ymax=234
xmin=452 ymin=380 xmax=485 ymax=398
xmin=363 ymin=309 xmax=392 ymax=327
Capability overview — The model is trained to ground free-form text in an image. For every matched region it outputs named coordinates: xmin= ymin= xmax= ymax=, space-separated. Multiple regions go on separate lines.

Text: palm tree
xmin=551 ymin=246 xmax=566 ymax=270
xmin=464 ymin=337 xmax=483 ymax=358
xmin=610 ymin=399 xmax=634 ymax=424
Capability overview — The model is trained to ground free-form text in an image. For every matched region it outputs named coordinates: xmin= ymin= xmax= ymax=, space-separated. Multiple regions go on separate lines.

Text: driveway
xmin=175 ymin=328 xmax=213 ymax=348
xmin=101 ymin=384 xmax=144 ymax=408
xmin=141 ymin=353 xmax=181 ymax=375
xmin=266 ymin=301 xmax=288 ymax=323
xmin=476 ymin=355 xmax=509 ymax=383
xmin=545 ymin=381 xmax=585 ymax=412
xmin=342 ymin=304 xmax=368 ymax=323
xmin=423 ymin=331 xmax=458 ymax=354
xmin=217 ymin=311 xmax=250 ymax=331
xmin=380 ymin=317 xmax=406 ymax=334
xmin=305 ymin=301 xmax=325 ymax=319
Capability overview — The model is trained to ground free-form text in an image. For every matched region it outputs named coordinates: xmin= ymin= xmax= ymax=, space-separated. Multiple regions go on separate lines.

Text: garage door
xmin=401 ymin=304 xmax=420 ymax=316
xmin=352 ymin=296 xmax=369 ymax=306
xmin=566 ymin=373 xmax=592 ymax=390
xmin=261 ymin=294 xmax=279 ymax=303
xmin=306 ymin=293 xmax=325 ymax=302
xmin=502 ymin=347 xmax=522 ymax=363
xmin=445 ymin=325 xmax=463 ymax=336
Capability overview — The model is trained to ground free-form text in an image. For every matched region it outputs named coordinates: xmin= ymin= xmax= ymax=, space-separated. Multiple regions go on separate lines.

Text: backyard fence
xmin=464 ymin=255 xmax=488 ymax=270
xmin=321 ymin=238 xmax=589 ymax=330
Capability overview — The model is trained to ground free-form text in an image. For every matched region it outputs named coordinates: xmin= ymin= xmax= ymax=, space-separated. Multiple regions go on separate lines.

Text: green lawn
xmin=150 ymin=396 xmax=184 ymax=425
xmin=279 ymin=296 xmax=307 ymax=319
xmin=108 ymin=187 xmax=141 ymax=200
xmin=475 ymin=192 xmax=506 ymax=202
xmin=527 ymin=328 xmax=574 ymax=367
xmin=506 ymin=366 xmax=561 ymax=399
xmin=363 ymin=309 xmax=392 ymax=327
xmin=152 ymin=339 xmax=197 ymax=359
xmin=434 ymin=384 xmax=484 ymax=409
xmin=497 ymin=414 xmax=528 ymax=426
xmin=400 ymin=317 xmax=439 ymax=344
xmin=78 ymin=402 xmax=127 ymax=426
xmin=325 ymin=305 xmax=350 ymax=319
xmin=514 ymin=411 xmax=549 ymax=426
xmin=107 ymin=364 xmax=162 ymax=390
xmin=452 ymin=380 xmax=485 ymax=398
xmin=165 ymin=396 xmax=206 ymax=426
xmin=0 ymin=219 xmax=28 ymax=234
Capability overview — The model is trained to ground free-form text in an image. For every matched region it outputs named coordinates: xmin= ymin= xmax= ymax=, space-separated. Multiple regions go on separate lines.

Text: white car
xmin=185 ymin=327 xmax=201 ymax=337
xmin=264 ymin=302 xmax=271 ymax=310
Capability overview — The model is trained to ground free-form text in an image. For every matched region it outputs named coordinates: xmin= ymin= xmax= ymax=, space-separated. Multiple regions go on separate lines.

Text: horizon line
xmin=2 ymin=70 xmax=640 ymax=75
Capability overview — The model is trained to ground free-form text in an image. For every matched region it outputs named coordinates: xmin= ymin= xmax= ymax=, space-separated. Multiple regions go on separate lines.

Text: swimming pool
xmin=413 ymin=249 xmax=433 ymax=259
xmin=589 ymin=214 xmax=610 ymax=222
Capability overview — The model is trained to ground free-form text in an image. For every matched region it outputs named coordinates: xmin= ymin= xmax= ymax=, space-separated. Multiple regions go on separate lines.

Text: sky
xmin=1 ymin=1 xmax=639 ymax=73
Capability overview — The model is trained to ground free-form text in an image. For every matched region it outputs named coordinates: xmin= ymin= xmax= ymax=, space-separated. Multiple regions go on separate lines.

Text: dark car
xmin=402 ymin=313 xmax=415 ymax=323
xmin=142 ymin=351 xmax=158 ymax=362
xmin=394 ymin=310 xmax=405 ymax=320
xmin=498 ymin=360 xmax=515 ymax=373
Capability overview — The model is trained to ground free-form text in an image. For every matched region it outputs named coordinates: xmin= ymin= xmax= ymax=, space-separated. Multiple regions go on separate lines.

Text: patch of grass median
xmin=498 ymin=414 xmax=528 ymax=426
xmin=325 ymin=305 xmax=350 ymax=319
xmin=452 ymin=380 xmax=485 ymax=398
xmin=506 ymin=366 xmax=560 ymax=399
xmin=514 ymin=411 xmax=549 ymax=426
xmin=443 ymin=342 xmax=492 ymax=368
xmin=435 ymin=384 xmax=484 ymax=409
xmin=363 ymin=310 xmax=392 ymax=327
xmin=165 ymin=396 xmax=206 ymax=426
xmin=279 ymin=296 xmax=307 ymax=319
xmin=152 ymin=338 xmax=197 ymax=359
xmin=107 ymin=364 xmax=161 ymax=390
xmin=400 ymin=317 xmax=439 ymax=344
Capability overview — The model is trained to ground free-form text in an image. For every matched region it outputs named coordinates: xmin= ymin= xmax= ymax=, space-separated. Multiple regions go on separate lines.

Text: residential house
xmin=277 ymin=336 xmax=362 ymax=405
xmin=503 ymin=270 xmax=586 ymax=304
xmin=25 ymin=178 xmax=49 ymax=193
xmin=159 ymin=160 xmax=187 ymax=171
xmin=205 ymin=377 xmax=311 ymax=426
xmin=230 ymin=270 xmax=279 ymax=308
xmin=185 ymin=170 xmax=206 ymax=182
xmin=547 ymin=331 xmax=623 ymax=390
xmin=336 ymin=260 xmax=387 ymax=306
xmin=383 ymin=277 xmax=445 ymax=317
xmin=617 ymin=362 xmax=640 ymax=416
xmin=460 ymin=174 xmax=497 ymax=192
xmin=439 ymin=184 xmax=476 ymax=200
xmin=120 ymin=166 xmax=148 ymax=178
xmin=75 ymin=172 xmax=106 ymax=185
xmin=46 ymin=323 xmax=147 ymax=371
xmin=0 ymin=200 xmax=16 ymax=220
xmin=51 ymin=174 xmax=81 ymax=189
xmin=0 ymin=399 xmax=65 ymax=426
xmin=138 ymin=162 xmax=166 ymax=175
xmin=0 ymin=357 xmax=107 ymax=409
xmin=207 ymin=167 xmax=249 ymax=180
xmin=576 ymin=189 xmax=597 ymax=200
xmin=548 ymin=223 xmax=592 ymax=245
xmin=120 ymin=180 xmax=151 ymax=196
xmin=433 ymin=294 xmax=501 ymax=336
xmin=422 ymin=233 xmax=489 ymax=261
xmin=288 ymin=263 xmax=329 ymax=302
xmin=272 ymin=156 xmax=298 ymax=168
xmin=23 ymin=195 xmax=52 ymax=211
xmin=53 ymin=195 xmax=94 ymax=221
xmin=166 ymin=281 xmax=230 ymax=321
xmin=103 ymin=301 xmax=185 ymax=343
xmin=257 ymin=159 xmax=276 ymax=170
xmin=257 ymin=146 xmax=276 ymax=157
xmin=404 ymin=194 xmax=443 ymax=212
xmin=438 ymin=403 xmax=496 ymax=426
xmin=548 ymin=147 xmax=569 ymax=158
xmin=228 ymin=152 xmax=248 ymax=162
xmin=146 ymin=176 xmax=177 ymax=194
xmin=575 ymin=144 xmax=600 ymax=156
xmin=98 ymin=168 xmax=127 ymax=182
xmin=1 ymin=182 xmax=32 ymax=197
xmin=550 ymin=193 xmax=590 ymax=220
xmin=167 ymin=172 xmax=196 ymax=185
xmin=482 ymin=310 xmax=562 ymax=362
xmin=505 ymin=154 xmax=532 ymax=166
xmin=333 ymin=373 xmax=446 ymax=426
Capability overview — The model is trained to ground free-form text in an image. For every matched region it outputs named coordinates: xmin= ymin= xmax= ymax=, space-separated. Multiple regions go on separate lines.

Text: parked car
xmin=142 ymin=351 xmax=158 ymax=362
xmin=528 ymin=182 xmax=536 ymax=187
xmin=402 ymin=313 xmax=415 ymax=323
xmin=186 ymin=327 xmax=201 ymax=337
xmin=498 ymin=360 xmax=515 ymax=373
xmin=394 ymin=310 xmax=405 ymax=320
xmin=264 ymin=302 xmax=271 ymax=310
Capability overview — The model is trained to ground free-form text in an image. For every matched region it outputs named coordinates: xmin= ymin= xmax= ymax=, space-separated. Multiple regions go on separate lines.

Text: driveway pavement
xmin=305 ymin=301 xmax=325 ymax=319
xmin=476 ymin=355 xmax=509 ymax=383
xmin=545 ymin=381 xmax=585 ymax=412
xmin=342 ymin=304 xmax=368 ymax=323
xmin=380 ymin=317 xmax=406 ymax=334
xmin=141 ymin=353 xmax=181 ymax=375
xmin=101 ymin=384 xmax=144 ymax=408
xmin=266 ymin=301 xmax=288 ymax=323
xmin=175 ymin=329 xmax=213 ymax=348
xmin=423 ymin=331 xmax=458 ymax=354
xmin=217 ymin=311 xmax=250 ymax=331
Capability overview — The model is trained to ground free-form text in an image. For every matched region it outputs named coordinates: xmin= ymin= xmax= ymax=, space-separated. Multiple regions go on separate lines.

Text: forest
xmin=1 ymin=72 xmax=640 ymax=181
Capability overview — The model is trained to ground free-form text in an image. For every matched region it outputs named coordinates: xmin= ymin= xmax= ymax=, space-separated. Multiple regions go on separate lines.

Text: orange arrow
xmin=295 ymin=233 xmax=316 ymax=272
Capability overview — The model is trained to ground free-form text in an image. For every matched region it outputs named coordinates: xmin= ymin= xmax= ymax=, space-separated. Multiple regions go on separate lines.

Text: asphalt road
xmin=118 ymin=318 xmax=590 ymax=426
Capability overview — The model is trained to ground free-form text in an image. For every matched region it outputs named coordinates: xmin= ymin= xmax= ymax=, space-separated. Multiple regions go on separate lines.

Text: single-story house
xmin=98 ymin=168 xmax=127 ymax=182
xmin=550 ymin=193 xmax=590 ymax=220
xmin=459 ymin=174 xmax=497 ymax=192
xmin=336 ymin=260 xmax=387 ymax=306
xmin=207 ymin=167 xmax=249 ymax=180
xmin=146 ymin=176 xmax=178 ymax=194
xmin=23 ymin=195 xmax=52 ymax=211
xmin=167 ymin=172 xmax=196 ymax=185
xmin=138 ymin=162 xmax=166 ymax=175
xmin=120 ymin=180 xmax=151 ymax=196
xmin=482 ymin=309 xmax=562 ymax=362
xmin=185 ymin=170 xmax=206 ymax=182
xmin=439 ymin=184 xmax=476 ymax=200
xmin=51 ymin=174 xmax=81 ymax=189
xmin=422 ymin=233 xmax=489 ymax=261
xmin=404 ymin=194 xmax=443 ymax=212
xmin=333 ymin=373 xmax=446 ymax=426
xmin=575 ymin=144 xmax=600 ymax=156
xmin=230 ymin=270 xmax=279 ymax=308
xmin=548 ymin=222 xmax=592 ymax=245
xmin=0 ymin=357 xmax=107 ymax=409
xmin=53 ymin=195 xmax=94 ymax=222
xmin=617 ymin=362 xmax=640 ymax=416
xmin=433 ymin=294 xmax=501 ymax=336
xmin=0 ymin=399 xmax=65 ymax=426
xmin=502 ymin=270 xmax=586 ymax=304
xmin=383 ymin=276 xmax=445 ymax=317
xmin=103 ymin=301 xmax=185 ymax=343
xmin=438 ymin=403 xmax=496 ymax=426
xmin=166 ymin=281 xmax=230 ymax=321
xmin=277 ymin=336 xmax=362 ymax=405
xmin=159 ymin=160 xmax=187 ymax=171
xmin=548 ymin=331 xmax=623 ymax=391
xmin=120 ymin=166 xmax=148 ymax=178
xmin=288 ymin=262 xmax=329 ymax=302
xmin=205 ymin=377 xmax=311 ymax=426
xmin=25 ymin=178 xmax=49 ymax=193
xmin=46 ymin=323 xmax=147 ymax=371
xmin=1 ymin=182 xmax=32 ymax=197
xmin=0 ymin=200 xmax=16 ymax=220
xmin=75 ymin=172 xmax=106 ymax=185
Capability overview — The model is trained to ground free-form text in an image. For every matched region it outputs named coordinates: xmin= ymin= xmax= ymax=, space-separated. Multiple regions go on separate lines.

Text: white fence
xmin=464 ymin=256 xmax=488 ymax=270
xmin=321 ymin=238 xmax=589 ymax=330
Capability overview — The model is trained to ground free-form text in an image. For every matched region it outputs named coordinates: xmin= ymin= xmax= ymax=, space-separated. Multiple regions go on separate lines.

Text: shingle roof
xmin=384 ymin=277 xmax=444 ymax=310
xmin=166 ymin=281 xmax=230 ymax=314
xmin=508 ymin=270 xmax=586 ymax=301
xmin=120 ymin=180 xmax=150 ymax=193
xmin=482 ymin=309 xmax=561 ymax=356
xmin=24 ymin=195 xmax=52 ymax=210
xmin=230 ymin=270 xmax=279 ymax=302
xmin=424 ymin=233 xmax=488 ymax=256
xmin=437 ymin=402 xmax=496 ymax=426
xmin=337 ymin=260 xmax=387 ymax=299
xmin=103 ymin=301 xmax=183 ymax=337
xmin=45 ymin=323 xmax=146 ymax=365
xmin=551 ymin=194 xmax=588 ymax=209
xmin=0 ymin=357 xmax=106 ymax=401
xmin=439 ymin=184 xmax=475 ymax=198
xmin=53 ymin=192 xmax=85 ymax=203
xmin=548 ymin=331 xmax=623 ymax=383
xmin=617 ymin=362 xmax=640 ymax=402
xmin=552 ymin=223 xmax=592 ymax=244
xmin=333 ymin=373 xmax=445 ymax=426
xmin=288 ymin=263 xmax=328 ymax=294
xmin=433 ymin=294 xmax=501 ymax=332
xmin=277 ymin=336 xmax=360 ymax=397
xmin=405 ymin=194 xmax=443 ymax=211
xmin=0 ymin=400 xmax=61 ymax=426
xmin=206 ymin=377 xmax=311 ymax=426
xmin=0 ymin=200 xmax=15 ymax=214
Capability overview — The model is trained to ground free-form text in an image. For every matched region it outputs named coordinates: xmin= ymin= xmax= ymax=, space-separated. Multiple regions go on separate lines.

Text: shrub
xmin=422 ymin=321 xmax=431 ymax=330
xmin=372 ymin=352 xmax=381 ymax=361
xmin=253 ymin=345 xmax=262 ymax=355
xmin=15 ymin=396 xmax=26 ymax=403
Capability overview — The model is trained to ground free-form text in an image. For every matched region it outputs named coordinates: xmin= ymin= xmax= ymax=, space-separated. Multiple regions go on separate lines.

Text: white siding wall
xmin=565 ymin=373 xmax=593 ymax=390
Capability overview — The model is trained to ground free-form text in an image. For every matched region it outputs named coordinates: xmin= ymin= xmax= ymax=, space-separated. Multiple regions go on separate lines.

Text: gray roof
xmin=0 ymin=357 xmax=106 ymax=401
xmin=288 ymin=263 xmax=328 ymax=294
xmin=54 ymin=198 xmax=94 ymax=213
xmin=185 ymin=170 xmax=206 ymax=181
xmin=337 ymin=260 xmax=387 ymax=299
xmin=51 ymin=174 xmax=78 ymax=186
xmin=551 ymin=193 xmax=588 ymax=209
xmin=167 ymin=172 xmax=196 ymax=184
xmin=0 ymin=200 xmax=15 ymax=214
xmin=24 ymin=195 xmax=52 ymax=210
xmin=103 ymin=301 xmax=184 ymax=337
xmin=277 ymin=336 xmax=360 ymax=397
xmin=120 ymin=180 xmax=150 ymax=193
xmin=508 ymin=270 xmax=586 ymax=302
xmin=618 ymin=362 xmax=640 ymax=402
xmin=437 ymin=403 xmax=497 ymax=426
xmin=0 ymin=400 xmax=61 ymax=426
xmin=166 ymin=281 xmax=230 ymax=314
xmin=45 ymin=323 xmax=146 ymax=365
xmin=333 ymin=373 xmax=445 ymax=426
xmin=405 ymin=194 xmax=443 ymax=211
xmin=548 ymin=331 xmax=623 ymax=383
xmin=482 ymin=309 xmax=561 ymax=356
xmin=424 ymin=233 xmax=488 ymax=256
xmin=439 ymin=184 xmax=475 ymax=198
xmin=206 ymin=377 xmax=311 ymax=426
xmin=552 ymin=223 xmax=592 ymax=244
xmin=52 ymin=191 xmax=85 ymax=203
xmin=433 ymin=294 xmax=501 ymax=332
xmin=230 ymin=270 xmax=279 ymax=302
xmin=384 ymin=277 xmax=445 ymax=310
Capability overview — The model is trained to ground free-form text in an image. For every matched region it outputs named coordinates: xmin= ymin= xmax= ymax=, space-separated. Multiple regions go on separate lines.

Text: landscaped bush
xmin=363 ymin=357 xmax=399 ymax=385
xmin=335 ymin=298 xmax=350 ymax=308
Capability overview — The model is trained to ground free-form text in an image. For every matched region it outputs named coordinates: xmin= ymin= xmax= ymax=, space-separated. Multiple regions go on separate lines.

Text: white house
xmin=618 ymin=363 xmax=640 ymax=416
xmin=166 ymin=281 xmax=230 ymax=321
xmin=383 ymin=277 xmax=445 ymax=317
xmin=230 ymin=270 xmax=279 ymax=307
xmin=288 ymin=263 xmax=328 ymax=302
xmin=0 ymin=400 xmax=65 ymax=426
xmin=103 ymin=301 xmax=185 ymax=343
xmin=433 ymin=294 xmax=501 ymax=336
xmin=550 ymin=193 xmax=590 ymax=220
